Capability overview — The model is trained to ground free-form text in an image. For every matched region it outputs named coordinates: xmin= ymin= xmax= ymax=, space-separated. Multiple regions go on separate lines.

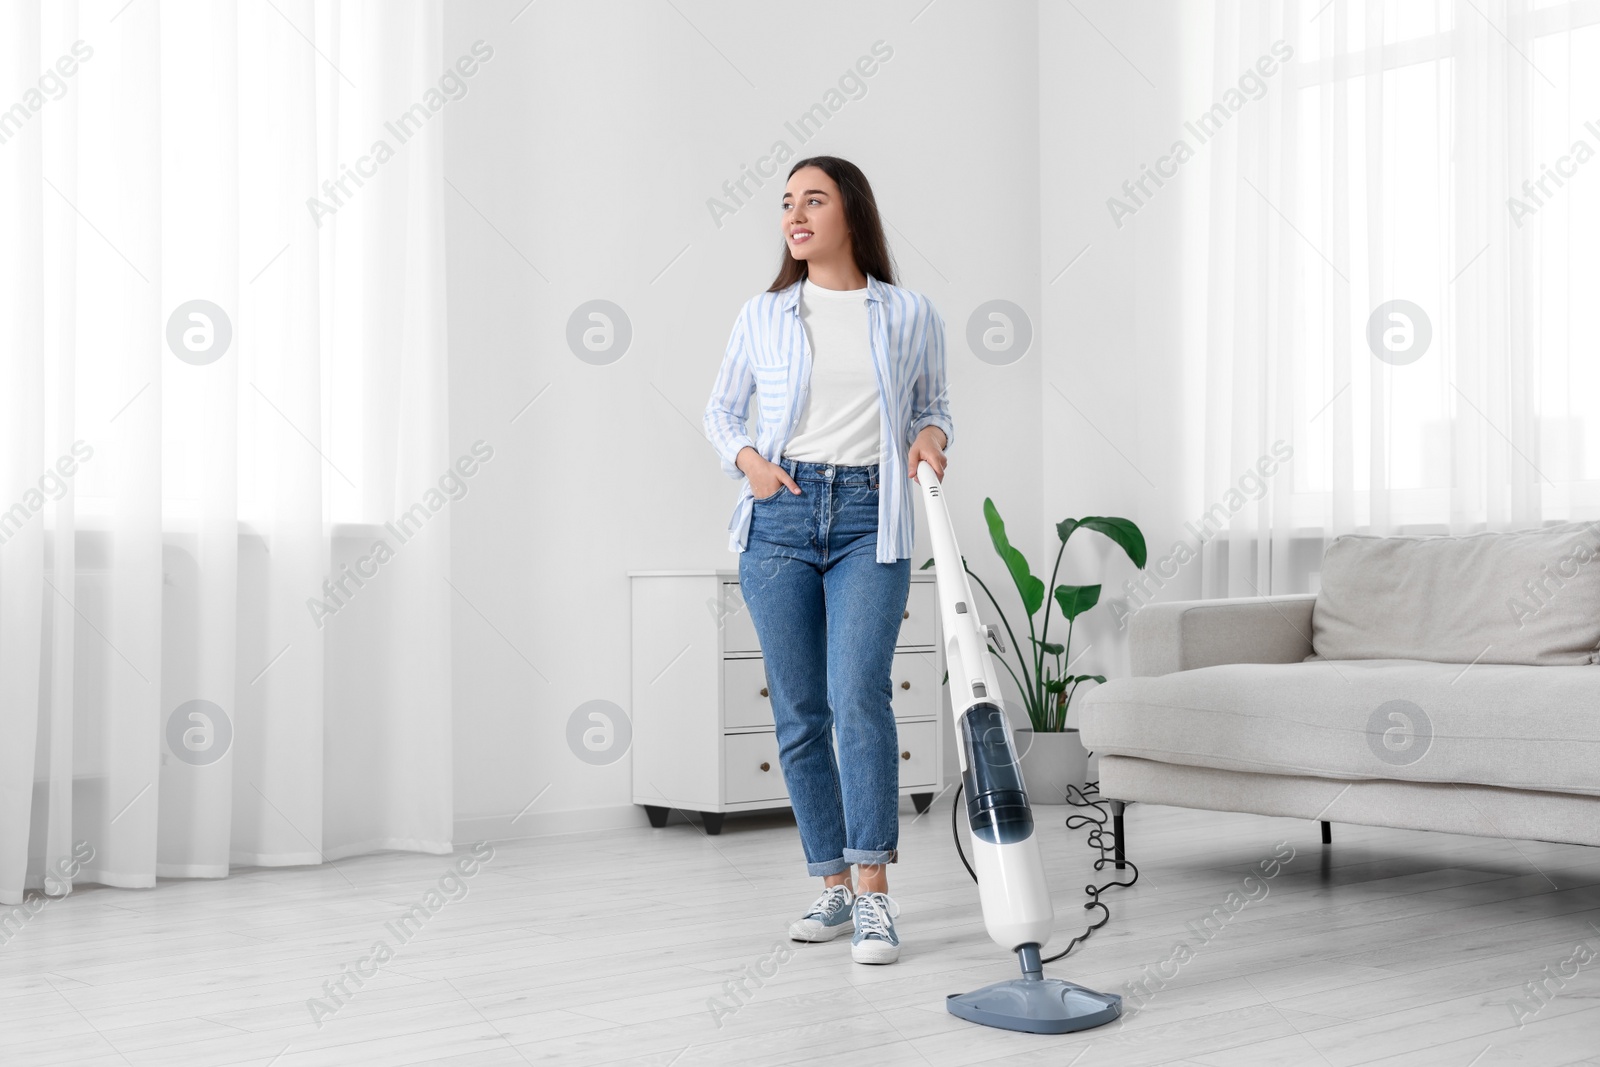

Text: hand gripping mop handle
xmin=913 ymin=460 xmax=1055 ymax=954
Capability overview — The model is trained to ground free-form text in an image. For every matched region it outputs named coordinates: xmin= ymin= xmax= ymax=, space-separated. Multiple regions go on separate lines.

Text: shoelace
xmin=853 ymin=893 xmax=897 ymax=940
xmin=806 ymin=885 xmax=852 ymax=919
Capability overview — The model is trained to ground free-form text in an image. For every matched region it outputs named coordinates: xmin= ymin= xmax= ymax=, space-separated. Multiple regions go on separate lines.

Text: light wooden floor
xmin=4 ymin=798 xmax=1599 ymax=1066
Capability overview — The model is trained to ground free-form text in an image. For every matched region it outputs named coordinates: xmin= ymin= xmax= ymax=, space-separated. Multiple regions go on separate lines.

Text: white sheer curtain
xmin=0 ymin=0 xmax=454 ymax=906
xmin=1201 ymin=0 xmax=1600 ymax=597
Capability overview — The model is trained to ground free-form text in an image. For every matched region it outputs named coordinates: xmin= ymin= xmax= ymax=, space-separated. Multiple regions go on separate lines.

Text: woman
xmin=702 ymin=156 xmax=952 ymax=965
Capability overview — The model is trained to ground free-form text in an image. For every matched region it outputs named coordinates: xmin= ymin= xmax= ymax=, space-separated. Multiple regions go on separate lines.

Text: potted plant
xmin=922 ymin=501 xmax=1146 ymax=804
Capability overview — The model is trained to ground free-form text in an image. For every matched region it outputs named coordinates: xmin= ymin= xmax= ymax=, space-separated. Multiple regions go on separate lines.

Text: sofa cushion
xmin=1078 ymin=658 xmax=1600 ymax=797
xmin=1310 ymin=522 xmax=1600 ymax=666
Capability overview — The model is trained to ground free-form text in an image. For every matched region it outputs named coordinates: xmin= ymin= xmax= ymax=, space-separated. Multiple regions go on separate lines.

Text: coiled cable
xmin=949 ymin=775 xmax=1140 ymax=964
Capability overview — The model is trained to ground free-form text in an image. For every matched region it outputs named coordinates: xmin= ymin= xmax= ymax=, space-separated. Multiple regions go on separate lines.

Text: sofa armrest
xmin=1129 ymin=595 xmax=1317 ymax=677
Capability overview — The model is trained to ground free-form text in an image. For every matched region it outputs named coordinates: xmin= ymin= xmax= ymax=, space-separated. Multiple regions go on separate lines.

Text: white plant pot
xmin=1014 ymin=727 xmax=1089 ymax=805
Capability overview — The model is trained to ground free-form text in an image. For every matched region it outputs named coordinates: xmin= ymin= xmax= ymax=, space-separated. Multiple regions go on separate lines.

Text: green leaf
xmin=1089 ymin=675 xmax=1106 ymax=684
xmin=941 ymin=669 xmax=948 ymax=684
xmin=1055 ymin=584 xmax=1102 ymax=621
xmin=919 ymin=557 xmax=935 ymax=570
xmin=1019 ymin=575 xmax=1045 ymax=617
xmin=1055 ymin=518 xmax=1080 ymax=543
xmin=1030 ymin=638 xmax=1064 ymax=655
xmin=1045 ymin=678 xmax=1067 ymax=694
xmin=1077 ymin=517 xmax=1148 ymax=569
xmin=983 ymin=497 xmax=1045 ymax=616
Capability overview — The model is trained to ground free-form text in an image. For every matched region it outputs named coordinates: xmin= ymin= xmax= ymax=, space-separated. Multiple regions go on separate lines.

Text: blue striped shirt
xmin=703 ymin=274 xmax=954 ymax=564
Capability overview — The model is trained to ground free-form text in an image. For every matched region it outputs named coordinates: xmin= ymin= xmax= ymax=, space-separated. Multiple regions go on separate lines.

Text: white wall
xmin=443 ymin=0 xmax=1045 ymax=840
xmin=1039 ymin=0 xmax=1216 ymax=711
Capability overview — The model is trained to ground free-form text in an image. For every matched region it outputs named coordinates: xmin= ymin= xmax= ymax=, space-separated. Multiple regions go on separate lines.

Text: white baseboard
xmin=453 ymin=797 xmax=942 ymax=847
xmin=453 ymin=802 xmax=664 ymax=844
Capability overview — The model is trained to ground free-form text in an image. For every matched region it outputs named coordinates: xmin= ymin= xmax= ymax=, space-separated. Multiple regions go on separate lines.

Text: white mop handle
xmin=915 ymin=461 xmax=1004 ymax=720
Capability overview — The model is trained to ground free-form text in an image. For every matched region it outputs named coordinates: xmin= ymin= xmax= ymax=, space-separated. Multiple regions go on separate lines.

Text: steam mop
xmin=914 ymin=460 xmax=1123 ymax=1035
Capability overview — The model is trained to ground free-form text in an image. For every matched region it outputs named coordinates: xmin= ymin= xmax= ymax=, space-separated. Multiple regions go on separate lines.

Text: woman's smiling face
xmin=781 ymin=166 xmax=850 ymax=265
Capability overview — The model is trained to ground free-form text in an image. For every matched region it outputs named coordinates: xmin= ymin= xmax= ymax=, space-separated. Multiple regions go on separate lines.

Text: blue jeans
xmin=738 ymin=458 xmax=911 ymax=877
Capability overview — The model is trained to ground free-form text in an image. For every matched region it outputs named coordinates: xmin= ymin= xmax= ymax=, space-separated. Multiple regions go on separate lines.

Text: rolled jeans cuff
xmin=806 ymin=856 xmax=852 ymax=877
xmin=843 ymin=847 xmax=898 ymax=867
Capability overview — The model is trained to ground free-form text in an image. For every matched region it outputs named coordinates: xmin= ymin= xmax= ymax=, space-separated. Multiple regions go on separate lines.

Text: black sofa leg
xmin=1320 ymin=820 xmax=1332 ymax=845
xmin=1110 ymin=800 xmax=1127 ymax=870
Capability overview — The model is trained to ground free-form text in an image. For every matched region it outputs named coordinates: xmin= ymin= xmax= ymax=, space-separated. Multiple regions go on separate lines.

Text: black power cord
xmin=950 ymin=776 xmax=1139 ymax=964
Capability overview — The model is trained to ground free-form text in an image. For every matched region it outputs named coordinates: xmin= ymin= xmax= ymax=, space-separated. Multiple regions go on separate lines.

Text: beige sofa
xmin=1079 ymin=524 xmax=1600 ymax=865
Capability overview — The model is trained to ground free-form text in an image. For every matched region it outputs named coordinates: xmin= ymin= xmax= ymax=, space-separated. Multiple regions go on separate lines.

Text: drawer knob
xmin=760 ymin=761 xmax=771 ymax=772
xmin=760 ymin=686 xmax=769 ymax=697
xmin=903 ymin=610 xmax=909 ymax=619
xmin=901 ymin=751 xmax=911 ymax=760
xmin=900 ymin=680 xmax=911 ymax=690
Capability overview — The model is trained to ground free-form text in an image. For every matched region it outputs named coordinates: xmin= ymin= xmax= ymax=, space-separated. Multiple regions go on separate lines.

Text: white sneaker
xmin=789 ymin=884 xmax=855 ymax=942
xmin=850 ymin=891 xmax=901 ymax=964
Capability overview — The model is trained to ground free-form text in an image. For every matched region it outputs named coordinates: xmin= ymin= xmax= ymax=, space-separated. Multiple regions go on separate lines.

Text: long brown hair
xmin=767 ymin=156 xmax=897 ymax=291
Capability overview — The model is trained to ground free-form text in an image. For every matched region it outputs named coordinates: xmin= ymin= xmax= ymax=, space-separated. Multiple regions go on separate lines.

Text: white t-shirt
xmin=782 ymin=278 xmax=881 ymax=465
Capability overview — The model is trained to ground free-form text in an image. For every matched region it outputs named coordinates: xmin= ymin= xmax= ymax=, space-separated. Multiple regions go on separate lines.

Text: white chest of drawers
xmin=628 ymin=569 xmax=945 ymax=834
